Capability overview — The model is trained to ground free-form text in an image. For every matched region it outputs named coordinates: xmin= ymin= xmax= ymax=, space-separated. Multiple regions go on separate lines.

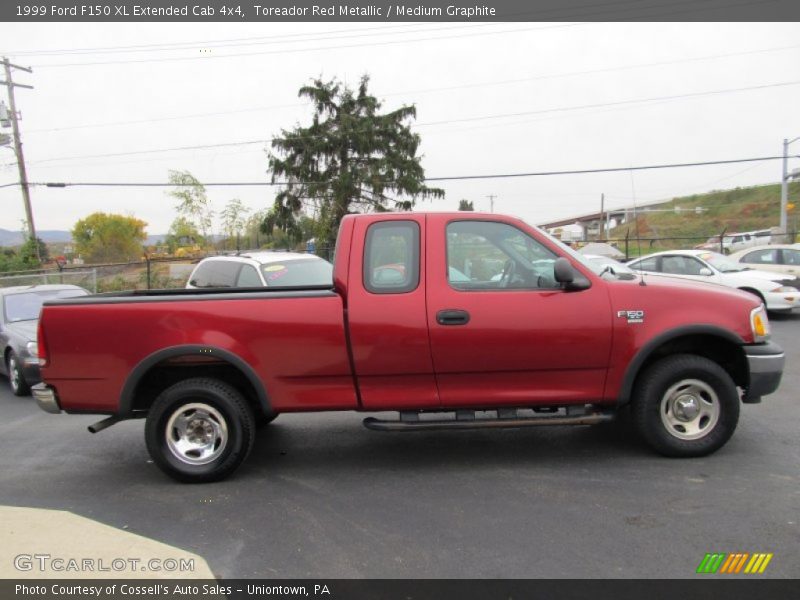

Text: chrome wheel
xmin=165 ymin=403 xmax=228 ymax=466
xmin=660 ymin=379 xmax=720 ymax=441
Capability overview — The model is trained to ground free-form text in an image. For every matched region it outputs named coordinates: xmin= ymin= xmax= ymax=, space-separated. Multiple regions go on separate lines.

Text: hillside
xmin=606 ymin=181 xmax=800 ymax=253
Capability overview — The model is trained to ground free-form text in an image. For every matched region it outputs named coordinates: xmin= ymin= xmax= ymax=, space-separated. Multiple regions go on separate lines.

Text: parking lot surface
xmin=1 ymin=315 xmax=798 ymax=579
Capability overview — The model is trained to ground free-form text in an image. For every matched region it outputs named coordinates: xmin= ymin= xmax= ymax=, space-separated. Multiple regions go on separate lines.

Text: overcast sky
xmin=0 ymin=21 xmax=798 ymax=235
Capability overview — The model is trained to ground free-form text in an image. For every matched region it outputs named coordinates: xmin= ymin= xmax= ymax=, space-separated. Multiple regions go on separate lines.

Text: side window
xmin=742 ymin=248 xmax=777 ymax=264
xmin=446 ymin=221 xmax=559 ymax=290
xmin=782 ymin=249 xmax=800 ymax=265
xmin=661 ymin=256 xmax=688 ymax=275
xmin=236 ymin=264 xmax=262 ymax=287
xmin=189 ymin=261 xmax=238 ymax=288
xmin=630 ymin=256 xmax=659 ymax=272
xmin=363 ymin=221 xmax=420 ymax=294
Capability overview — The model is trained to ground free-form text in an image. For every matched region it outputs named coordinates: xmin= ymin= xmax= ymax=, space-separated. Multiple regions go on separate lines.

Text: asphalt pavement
xmin=1 ymin=316 xmax=798 ymax=579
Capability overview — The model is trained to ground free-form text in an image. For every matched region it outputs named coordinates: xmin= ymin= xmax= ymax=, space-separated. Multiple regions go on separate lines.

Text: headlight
xmin=750 ymin=306 xmax=770 ymax=342
xmin=26 ymin=341 xmax=38 ymax=358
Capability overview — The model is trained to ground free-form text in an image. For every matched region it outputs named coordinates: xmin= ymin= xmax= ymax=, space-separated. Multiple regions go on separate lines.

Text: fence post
xmin=718 ymin=227 xmax=727 ymax=254
xmin=624 ymin=230 xmax=630 ymax=260
xmin=146 ymin=256 xmax=151 ymax=290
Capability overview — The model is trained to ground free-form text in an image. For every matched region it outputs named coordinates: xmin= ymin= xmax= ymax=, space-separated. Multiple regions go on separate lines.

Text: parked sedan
xmin=1 ymin=285 xmax=90 ymax=395
xmin=627 ymin=249 xmax=800 ymax=312
xmin=728 ymin=244 xmax=800 ymax=277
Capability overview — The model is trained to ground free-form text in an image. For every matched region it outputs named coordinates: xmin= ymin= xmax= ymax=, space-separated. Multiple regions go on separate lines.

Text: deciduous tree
xmin=72 ymin=213 xmax=147 ymax=263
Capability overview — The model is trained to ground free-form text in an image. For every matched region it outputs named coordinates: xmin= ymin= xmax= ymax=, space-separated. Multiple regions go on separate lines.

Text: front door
xmin=426 ymin=216 xmax=613 ymax=408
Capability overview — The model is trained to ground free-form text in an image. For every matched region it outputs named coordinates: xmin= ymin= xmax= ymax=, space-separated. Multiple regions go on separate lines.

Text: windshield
xmin=535 ymin=227 xmax=628 ymax=277
xmin=3 ymin=288 xmax=88 ymax=323
xmin=697 ymin=252 xmax=747 ymax=273
xmin=260 ymin=258 xmax=333 ymax=287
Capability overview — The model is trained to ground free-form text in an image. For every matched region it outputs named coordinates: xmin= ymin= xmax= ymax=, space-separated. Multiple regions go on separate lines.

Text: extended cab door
xmin=346 ymin=214 xmax=440 ymax=410
xmin=425 ymin=215 xmax=613 ymax=408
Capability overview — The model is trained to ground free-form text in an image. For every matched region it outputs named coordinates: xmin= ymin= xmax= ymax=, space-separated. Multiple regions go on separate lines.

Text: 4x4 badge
xmin=617 ymin=310 xmax=644 ymax=324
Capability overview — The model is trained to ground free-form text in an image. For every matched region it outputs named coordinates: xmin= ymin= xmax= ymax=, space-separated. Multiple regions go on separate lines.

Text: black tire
xmin=7 ymin=352 xmax=30 ymax=397
xmin=255 ymin=413 xmax=279 ymax=428
xmin=145 ymin=378 xmax=255 ymax=483
xmin=632 ymin=354 xmax=739 ymax=457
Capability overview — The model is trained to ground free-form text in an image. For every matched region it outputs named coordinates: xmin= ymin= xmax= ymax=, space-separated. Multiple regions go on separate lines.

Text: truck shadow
xmin=241 ymin=414 xmax=645 ymax=477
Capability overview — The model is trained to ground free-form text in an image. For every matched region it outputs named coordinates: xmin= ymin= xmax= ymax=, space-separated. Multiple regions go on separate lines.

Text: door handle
xmin=437 ymin=309 xmax=470 ymax=326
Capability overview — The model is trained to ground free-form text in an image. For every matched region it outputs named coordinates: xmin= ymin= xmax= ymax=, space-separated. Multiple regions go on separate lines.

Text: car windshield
xmin=3 ymin=289 xmax=88 ymax=322
xmin=698 ymin=252 xmax=747 ymax=273
xmin=260 ymin=258 xmax=333 ymax=287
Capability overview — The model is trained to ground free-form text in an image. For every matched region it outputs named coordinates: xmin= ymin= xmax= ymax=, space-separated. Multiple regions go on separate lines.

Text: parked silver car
xmin=0 ymin=285 xmax=90 ymax=396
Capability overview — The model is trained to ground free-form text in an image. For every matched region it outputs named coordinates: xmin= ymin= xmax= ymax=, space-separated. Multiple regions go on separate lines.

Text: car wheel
xmin=255 ymin=413 xmax=279 ymax=428
xmin=145 ymin=378 xmax=255 ymax=483
xmin=632 ymin=354 xmax=739 ymax=457
xmin=7 ymin=352 xmax=30 ymax=397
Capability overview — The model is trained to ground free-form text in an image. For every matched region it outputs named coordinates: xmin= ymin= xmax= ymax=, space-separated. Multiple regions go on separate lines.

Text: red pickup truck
xmin=33 ymin=213 xmax=785 ymax=482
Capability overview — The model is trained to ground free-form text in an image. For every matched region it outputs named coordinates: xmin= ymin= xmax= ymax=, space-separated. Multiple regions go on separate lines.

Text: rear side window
xmin=363 ymin=221 xmax=420 ymax=294
xmin=236 ymin=265 xmax=262 ymax=287
xmin=190 ymin=261 xmax=239 ymax=288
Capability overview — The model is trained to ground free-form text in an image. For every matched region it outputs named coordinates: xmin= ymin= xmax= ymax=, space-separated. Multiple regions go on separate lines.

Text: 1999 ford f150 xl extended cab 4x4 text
xmin=33 ymin=213 xmax=785 ymax=482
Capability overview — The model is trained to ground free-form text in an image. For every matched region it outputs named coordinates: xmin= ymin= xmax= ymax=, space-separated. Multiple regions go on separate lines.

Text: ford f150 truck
xmin=33 ymin=213 xmax=785 ymax=482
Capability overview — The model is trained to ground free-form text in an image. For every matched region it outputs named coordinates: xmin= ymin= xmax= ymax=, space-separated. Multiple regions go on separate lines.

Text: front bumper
xmin=764 ymin=290 xmax=800 ymax=312
xmin=32 ymin=383 xmax=62 ymax=414
xmin=743 ymin=341 xmax=785 ymax=403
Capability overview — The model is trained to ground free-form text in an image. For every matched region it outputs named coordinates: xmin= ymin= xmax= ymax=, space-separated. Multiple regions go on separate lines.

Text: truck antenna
xmin=629 ymin=168 xmax=647 ymax=286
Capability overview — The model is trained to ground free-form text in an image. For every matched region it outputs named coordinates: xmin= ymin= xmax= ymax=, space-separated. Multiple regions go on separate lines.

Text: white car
xmin=728 ymin=244 xmax=800 ymax=277
xmin=627 ymin=249 xmax=800 ymax=312
xmin=186 ymin=252 xmax=333 ymax=289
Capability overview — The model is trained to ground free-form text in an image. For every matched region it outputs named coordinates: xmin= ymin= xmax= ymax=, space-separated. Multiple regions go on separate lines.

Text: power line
xmin=1 ymin=155 xmax=785 ymax=188
xmin=23 ymin=43 xmax=800 ymax=136
xmin=20 ymin=79 xmax=800 ymax=166
xmin=416 ymin=80 xmax=800 ymax=128
xmin=29 ymin=23 xmax=582 ymax=68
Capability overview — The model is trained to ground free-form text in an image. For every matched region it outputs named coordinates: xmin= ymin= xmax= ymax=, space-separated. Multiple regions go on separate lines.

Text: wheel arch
xmin=119 ymin=345 xmax=272 ymax=419
xmin=737 ymin=287 xmax=766 ymax=305
xmin=618 ymin=325 xmax=748 ymax=405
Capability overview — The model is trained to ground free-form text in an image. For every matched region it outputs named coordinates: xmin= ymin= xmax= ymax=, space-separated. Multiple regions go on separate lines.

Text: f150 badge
xmin=617 ymin=310 xmax=645 ymax=324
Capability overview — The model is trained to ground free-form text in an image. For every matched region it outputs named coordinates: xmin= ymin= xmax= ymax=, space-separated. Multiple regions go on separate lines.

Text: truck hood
xmin=4 ymin=320 xmax=37 ymax=343
xmin=611 ymin=272 xmax=762 ymax=306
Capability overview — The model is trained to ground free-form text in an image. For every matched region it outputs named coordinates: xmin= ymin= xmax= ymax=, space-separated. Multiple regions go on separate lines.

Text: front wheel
xmin=7 ymin=352 xmax=30 ymax=396
xmin=632 ymin=354 xmax=739 ymax=457
xmin=145 ymin=378 xmax=255 ymax=483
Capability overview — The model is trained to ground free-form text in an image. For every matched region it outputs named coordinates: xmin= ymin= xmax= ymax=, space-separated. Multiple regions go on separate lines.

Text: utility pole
xmin=1 ymin=57 xmax=37 ymax=258
xmin=599 ymin=193 xmax=605 ymax=240
xmin=487 ymin=194 xmax=496 ymax=213
xmin=780 ymin=136 xmax=800 ymax=241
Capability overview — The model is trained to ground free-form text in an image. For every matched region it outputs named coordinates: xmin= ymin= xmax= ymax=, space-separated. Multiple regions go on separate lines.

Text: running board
xmin=363 ymin=410 xmax=614 ymax=432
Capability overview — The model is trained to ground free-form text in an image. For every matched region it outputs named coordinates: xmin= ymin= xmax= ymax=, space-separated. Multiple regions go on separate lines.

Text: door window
xmin=742 ymin=248 xmax=778 ymax=265
xmin=446 ymin=221 xmax=559 ymax=290
xmin=364 ymin=221 xmax=420 ymax=294
xmin=661 ymin=256 xmax=707 ymax=276
xmin=629 ymin=256 xmax=659 ymax=272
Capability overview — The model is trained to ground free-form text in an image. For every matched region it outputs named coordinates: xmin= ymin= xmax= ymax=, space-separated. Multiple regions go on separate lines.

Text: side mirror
xmin=554 ymin=257 xmax=574 ymax=283
xmin=699 ymin=268 xmax=713 ymax=276
xmin=554 ymin=257 xmax=591 ymax=291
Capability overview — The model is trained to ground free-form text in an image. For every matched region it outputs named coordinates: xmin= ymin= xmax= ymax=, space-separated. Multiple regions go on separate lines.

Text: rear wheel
xmin=632 ymin=354 xmax=739 ymax=457
xmin=7 ymin=352 xmax=30 ymax=397
xmin=145 ymin=378 xmax=255 ymax=483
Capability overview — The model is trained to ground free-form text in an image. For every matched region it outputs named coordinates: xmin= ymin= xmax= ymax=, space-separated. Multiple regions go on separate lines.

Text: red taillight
xmin=37 ymin=319 xmax=48 ymax=367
